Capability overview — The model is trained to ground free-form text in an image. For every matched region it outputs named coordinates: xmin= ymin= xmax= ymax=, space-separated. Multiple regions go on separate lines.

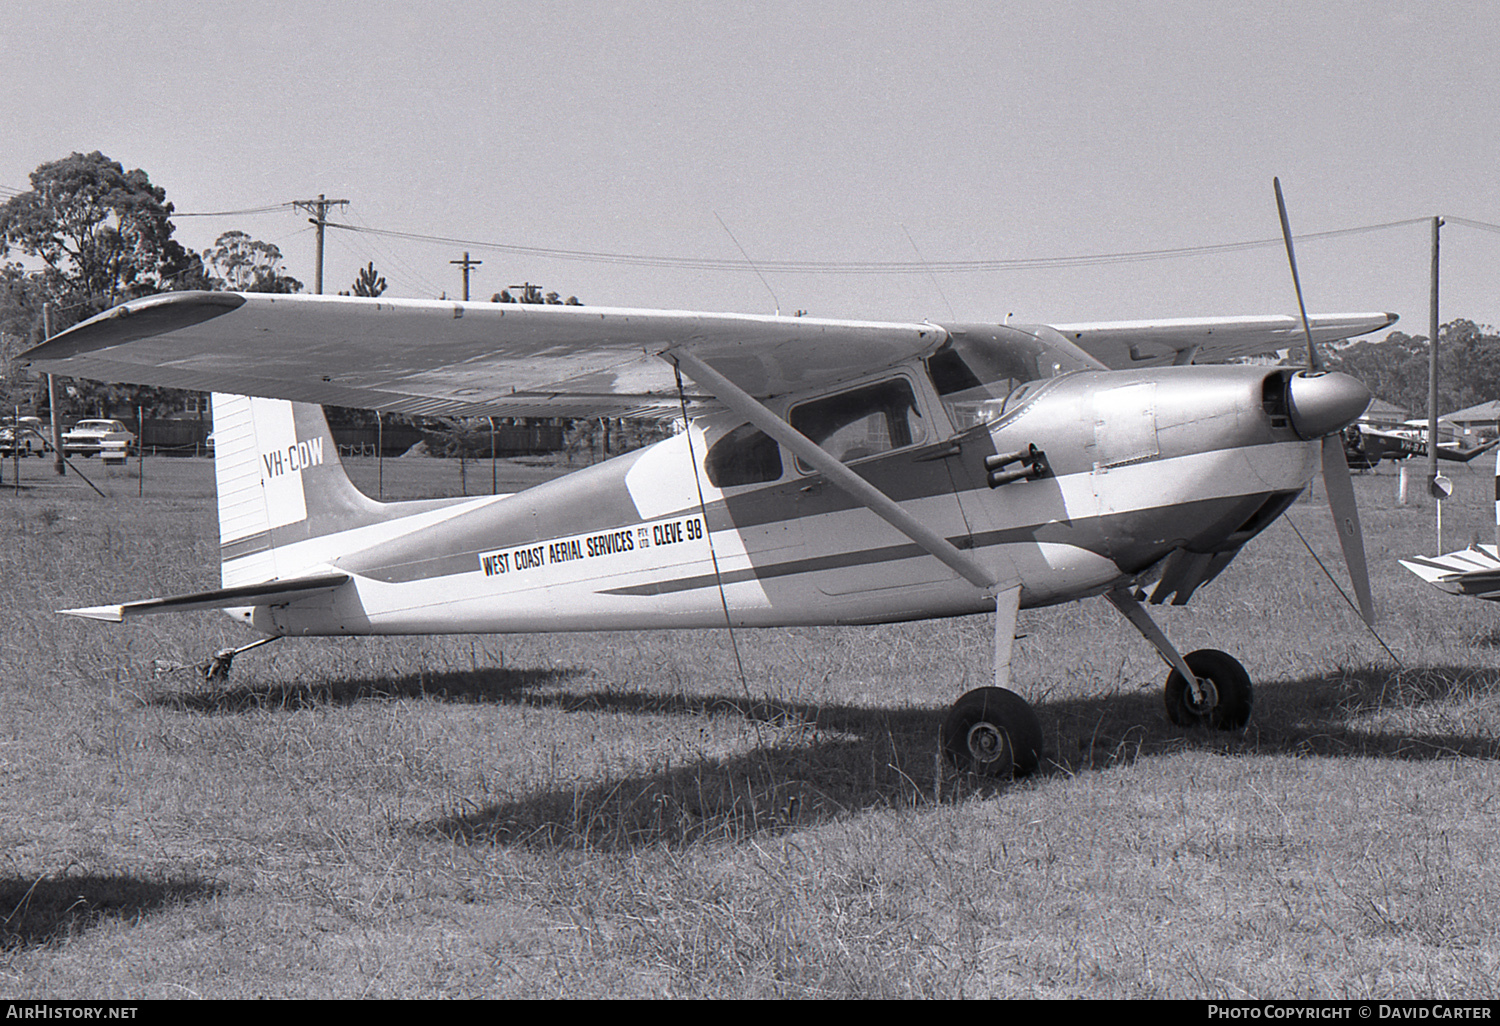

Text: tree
xmin=0 ymin=262 xmax=45 ymax=345
xmin=351 ymin=262 xmax=387 ymax=297
xmin=0 ymin=263 xmax=52 ymax=414
xmin=1327 ymin=319 xmax=1500 ymax=418
xmin=492 ymin=285 xmax=581 ymax=305
xmin=0 ymin=151 xmax=194 ymax=314
xmin=206 ymin=230 xmax=302 ymax=293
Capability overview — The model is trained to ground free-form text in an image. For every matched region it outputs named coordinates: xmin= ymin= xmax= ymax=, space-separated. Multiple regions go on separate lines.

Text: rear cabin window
xmin=705 ymin=424 xmax=783 ymax=488
xmin=789 ymin=378 xmax=928 ymax=468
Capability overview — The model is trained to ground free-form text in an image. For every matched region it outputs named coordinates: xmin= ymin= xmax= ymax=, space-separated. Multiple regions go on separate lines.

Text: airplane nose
xmin=1286 ymin=370 xmax=1371 ymax=440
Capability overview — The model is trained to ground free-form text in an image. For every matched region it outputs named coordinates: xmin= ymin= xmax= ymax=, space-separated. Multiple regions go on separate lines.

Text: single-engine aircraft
xmin=20 ymin=194 xmax=1392 ymax=777
xmin=1400 ymin=450 xmax=1500 ymax=601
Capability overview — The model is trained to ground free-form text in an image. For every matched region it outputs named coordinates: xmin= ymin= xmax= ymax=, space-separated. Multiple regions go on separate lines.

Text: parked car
xmin=62 ymin=419 xmax=136 ymax=458
xmin=0 ymin=416 xmax=48 ymax=457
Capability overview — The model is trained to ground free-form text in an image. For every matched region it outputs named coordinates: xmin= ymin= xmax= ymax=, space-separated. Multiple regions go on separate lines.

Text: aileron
xmin=1056 ymin=312 xmax=1397 ymax=368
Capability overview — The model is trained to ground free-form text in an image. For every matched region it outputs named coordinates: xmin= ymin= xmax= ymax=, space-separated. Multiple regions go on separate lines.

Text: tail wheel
xmin=1164 ymin=649 xmax=1252 ymax=730
xmin=941 ymin=687 xmax=1042 ymax=777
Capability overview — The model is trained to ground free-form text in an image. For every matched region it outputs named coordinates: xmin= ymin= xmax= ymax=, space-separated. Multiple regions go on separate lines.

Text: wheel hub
xmin=1184 ymin=677 xmax=1220 ymax=715
xmin=966 ymin=722 xmax=1009 ymax=765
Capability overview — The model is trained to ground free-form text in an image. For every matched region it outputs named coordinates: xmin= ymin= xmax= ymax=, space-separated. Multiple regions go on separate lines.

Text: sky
xmin=4 ymin=0 xmax=1500 ymax=336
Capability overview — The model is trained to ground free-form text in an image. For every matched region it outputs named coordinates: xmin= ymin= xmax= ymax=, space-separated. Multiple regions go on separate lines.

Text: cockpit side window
xmin=925 ymin=344 xmax=985 ymax=396
xmin=925 ymin=338 xmax=1026 ymax=429
xmin=925 ymin=327 xmax=1096 ymax=429
xmin=789 ymin=378 xmax=928 ymax=468
xmin=704 ymin=423 xmax=784 ymax=488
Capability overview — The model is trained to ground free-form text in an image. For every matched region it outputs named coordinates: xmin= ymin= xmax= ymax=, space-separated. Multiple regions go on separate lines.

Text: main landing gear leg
xmin=941 ymin=585 xmax=1042 ymax=777
xmin=1104 ymin=587 xmax=1252 ymax=730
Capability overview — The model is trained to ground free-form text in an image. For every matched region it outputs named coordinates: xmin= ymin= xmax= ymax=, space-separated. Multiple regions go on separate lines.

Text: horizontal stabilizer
xmin=60 ymin=573 xmax=351 ymax=622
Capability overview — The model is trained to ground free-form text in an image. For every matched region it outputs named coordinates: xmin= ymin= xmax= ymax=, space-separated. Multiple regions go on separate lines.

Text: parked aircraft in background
xmin=1400 ymin=450 xmax=1500 ymax=601
xmin=21 ymin=187 xmax=1393 ymax=777
xmin=1343 ymin=425 xmax=1498 ymax=471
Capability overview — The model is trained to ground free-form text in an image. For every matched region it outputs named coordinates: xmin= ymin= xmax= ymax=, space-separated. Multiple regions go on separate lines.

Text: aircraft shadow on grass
xmin=0 ymin=872 xmax=221 ymax=952
xmin=148 ymin=660 xmax=1499 ymax=853
xmin=16 ymin=664 xmax=1490 ymax=948
xmin=154 ymin=666 xmax=586 ymax=713
xmin=1463 ymin=628 xmax=1500 ymax=650
xmin=154 ymin=659 xmax=1495 ymax=852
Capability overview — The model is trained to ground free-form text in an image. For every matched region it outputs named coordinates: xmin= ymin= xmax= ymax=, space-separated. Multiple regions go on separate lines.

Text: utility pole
xmin=1428 ymin=216 xmax=1444 ymax=497
xmin=451 ymin=252 xmax=483 ymax=301
xmin=1428 ymin=215 xmax=1450 ymax=555
xmin=43 ymin=304 xmax=64 ymax=476
xmin=292 ymin=194 xmax=349 ymax=294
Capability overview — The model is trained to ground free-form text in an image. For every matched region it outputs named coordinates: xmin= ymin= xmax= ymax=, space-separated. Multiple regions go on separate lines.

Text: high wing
xmin=21 ymin=291 xmax=948 ymax=418
xmin=23 ymin=292 xmax=1394 ymax=414
xmin=1053 ymin=312 xmax=1397 ymax=368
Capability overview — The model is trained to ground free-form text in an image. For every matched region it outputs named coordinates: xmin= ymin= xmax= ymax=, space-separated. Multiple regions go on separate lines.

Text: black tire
xmin=941 ymin=687 xmax=1042 ymax=777
xmin=1164 ymin=649 xmax=1252 ymax=730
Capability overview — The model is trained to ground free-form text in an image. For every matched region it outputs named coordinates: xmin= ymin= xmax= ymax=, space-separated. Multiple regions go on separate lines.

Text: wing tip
xmin=22 ymin=291 xmax=247 ymax=366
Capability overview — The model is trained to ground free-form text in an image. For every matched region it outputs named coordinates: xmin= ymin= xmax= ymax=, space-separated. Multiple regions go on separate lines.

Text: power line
xmin=337 ymin=206 xmax=447 ymax=297
xmin=322 ymin=216 xmax=1438 ymax=276
xmin=8 ymin=183 xmax=1494 ymax=281
xmin=1443 ymin=216 xmax=1500 ymax=235
xmin=173 ymin=202 xmax=298 ymax=217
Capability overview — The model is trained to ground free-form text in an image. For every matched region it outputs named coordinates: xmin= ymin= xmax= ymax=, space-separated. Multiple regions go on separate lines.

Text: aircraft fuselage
xmin=236 ymin=360 xmax=1339 ymax=638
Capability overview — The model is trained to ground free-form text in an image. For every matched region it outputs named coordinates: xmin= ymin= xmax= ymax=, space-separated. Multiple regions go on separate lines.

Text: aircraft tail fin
xmin=212 ymin=393 xmax=388 ymax=587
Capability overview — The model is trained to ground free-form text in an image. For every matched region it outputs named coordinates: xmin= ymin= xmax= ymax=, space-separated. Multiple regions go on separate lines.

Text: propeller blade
xmin=1273 ymin=177 xmax=1323 ymax=373
xmin=1321 ymin=433 xmax=1376 ymax=624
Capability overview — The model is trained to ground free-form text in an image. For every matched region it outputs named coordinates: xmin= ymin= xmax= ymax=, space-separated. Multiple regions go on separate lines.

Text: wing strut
xmin=666 ymin=350 xmax=1014 ymax=595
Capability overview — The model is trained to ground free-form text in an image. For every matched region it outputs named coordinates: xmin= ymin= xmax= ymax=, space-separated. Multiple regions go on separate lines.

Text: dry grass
xmin=2 ymin=454 xmax=1499 ymax=997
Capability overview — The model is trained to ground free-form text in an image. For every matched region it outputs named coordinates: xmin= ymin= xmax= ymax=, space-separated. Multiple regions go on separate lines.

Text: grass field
xmin=2 ymin=452 xmax=1498 ymax=998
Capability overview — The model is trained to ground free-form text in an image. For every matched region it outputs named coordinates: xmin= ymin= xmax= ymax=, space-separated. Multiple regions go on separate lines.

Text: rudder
xmin=212 ymin=393 xmax=386 ymax=586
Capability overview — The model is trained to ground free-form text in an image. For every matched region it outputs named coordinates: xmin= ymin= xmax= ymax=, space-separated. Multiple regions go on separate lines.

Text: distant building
xmin=1440 ymin=399 xmax=1500 ymax=440
xmin=1359 ymin=398 xmax=1408 ymax=431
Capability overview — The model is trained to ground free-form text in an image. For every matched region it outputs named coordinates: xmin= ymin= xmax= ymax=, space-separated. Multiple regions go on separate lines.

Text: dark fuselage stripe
xmin=599 ymin=541 xmax=931 ymax=596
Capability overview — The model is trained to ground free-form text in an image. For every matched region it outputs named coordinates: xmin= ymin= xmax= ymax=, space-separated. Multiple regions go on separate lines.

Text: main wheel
xmin=941 ymin=687 xmax=1042 ymax=777
xmin=1163 ymin=649 xmax=1252 ymax=730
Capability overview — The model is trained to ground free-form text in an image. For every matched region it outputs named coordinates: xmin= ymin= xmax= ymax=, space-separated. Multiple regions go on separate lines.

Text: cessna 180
xmin=21 ymin=197 xmax=1392 ymax=777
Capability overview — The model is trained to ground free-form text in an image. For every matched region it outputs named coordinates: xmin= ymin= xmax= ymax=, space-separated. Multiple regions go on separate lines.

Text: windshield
xmin=925 ymin=323 xmax=1102 ymax=429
